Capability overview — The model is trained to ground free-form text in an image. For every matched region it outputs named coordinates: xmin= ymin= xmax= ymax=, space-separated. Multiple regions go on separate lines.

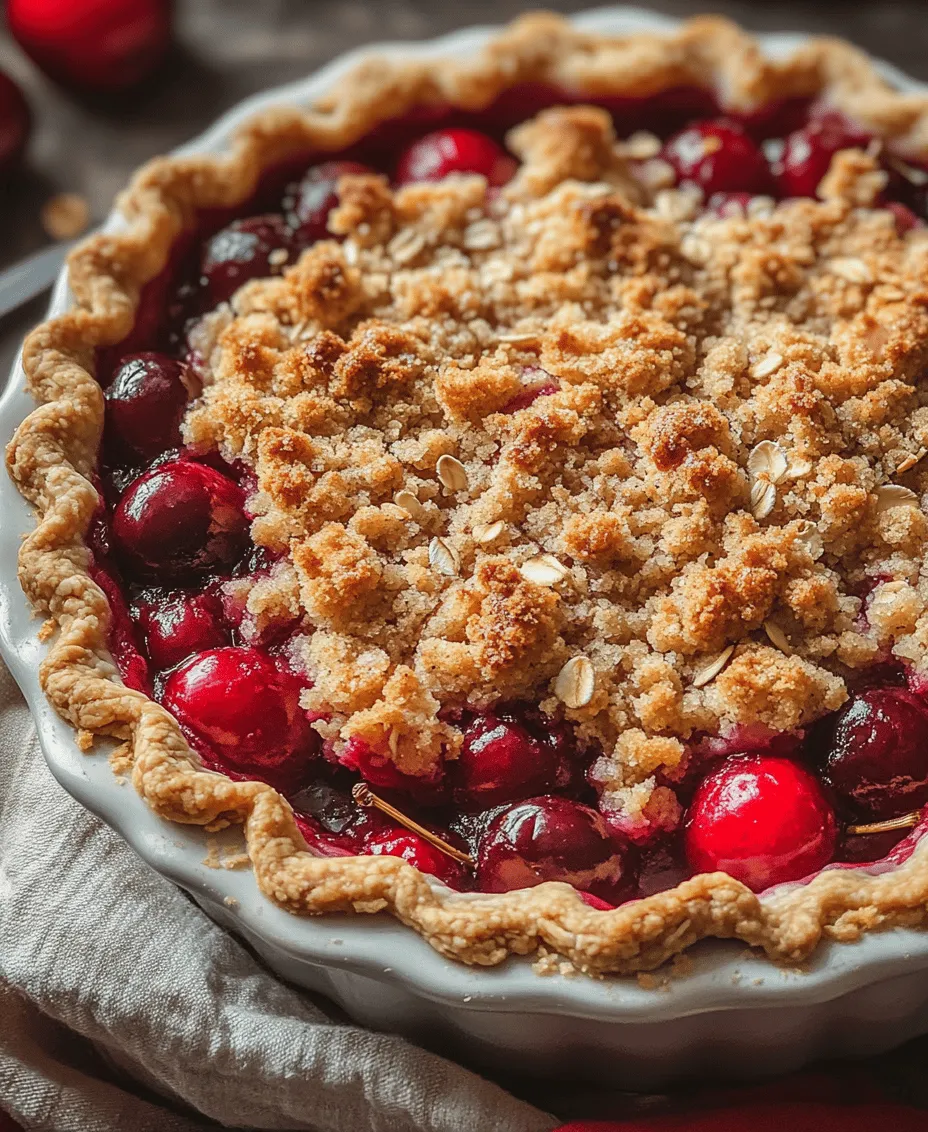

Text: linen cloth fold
xmin=0 ymin=661 xmax=554 ymax=1132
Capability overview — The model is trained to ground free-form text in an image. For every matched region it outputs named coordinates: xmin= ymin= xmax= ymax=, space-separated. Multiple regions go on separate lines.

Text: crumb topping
xmin=182 ymin=105 xmax=928 ymax=810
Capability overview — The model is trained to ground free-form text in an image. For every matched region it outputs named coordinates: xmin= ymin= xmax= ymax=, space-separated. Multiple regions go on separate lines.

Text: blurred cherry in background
xmin=6 ymin=0 xmax=171 ymax=94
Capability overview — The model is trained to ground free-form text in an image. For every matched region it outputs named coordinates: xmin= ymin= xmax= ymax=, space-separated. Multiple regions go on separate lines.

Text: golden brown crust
xmin=10 ymin=12 xmax=928 ymax=975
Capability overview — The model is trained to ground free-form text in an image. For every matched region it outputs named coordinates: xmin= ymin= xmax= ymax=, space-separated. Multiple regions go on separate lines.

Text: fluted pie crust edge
xmin=8 ymin=12 xmax=928 ymax=975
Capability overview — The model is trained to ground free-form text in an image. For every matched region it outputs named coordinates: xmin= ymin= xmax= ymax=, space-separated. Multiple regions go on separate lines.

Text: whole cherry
xmin=771 ymin=111 xmax=872 ymax=198
xmin=661 ymin=119 xmax=771 ymax=197
xmin=282 ymin=159 xmax=372 ymax=245
xmin=365 ymin=827 xmax=467 ymax=888
xmin=684 ymin=754 xmax=838 ymax=892
xmin=395 ymin=127 xmax=517 ymax=187
xmin=104 ymin=352 xmax=188 ymax=461
xmin=162 ymin=645 xmax=319 ymax=783
xmin=7 ymin=0 xmax=172 ymax=94
xmin=822 ymin=687 xmax=928 ymax=820
xmin=200 ymin=214 xmax=294 ymax=305
xmin=0 ymin=70 xmax=30 ymax=173
xmin=134 ymin=589 xmax=229 ymax=671
xmin=452 ymin=710 xmax=567 ymax=809
xmin=111 ymin=460 xmax=249 ymax=580
xmin=477 ymin=795 xmax=632 ymax=903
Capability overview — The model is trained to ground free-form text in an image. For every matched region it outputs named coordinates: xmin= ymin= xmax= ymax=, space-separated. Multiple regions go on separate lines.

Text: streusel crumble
xmin=181 ymin=106 xmax=928 ymax=840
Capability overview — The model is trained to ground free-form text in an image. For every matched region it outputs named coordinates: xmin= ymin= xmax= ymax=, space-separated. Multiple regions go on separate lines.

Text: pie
xmin=10 ymin=12 xmax=928 ymax=975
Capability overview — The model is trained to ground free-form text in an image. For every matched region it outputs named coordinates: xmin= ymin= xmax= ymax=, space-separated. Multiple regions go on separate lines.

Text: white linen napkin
xmin=0 ymin=661 xmax=554 ymax=1132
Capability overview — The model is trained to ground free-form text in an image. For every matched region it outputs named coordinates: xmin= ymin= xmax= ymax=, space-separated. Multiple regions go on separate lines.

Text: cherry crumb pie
xmin=12 ymin=13 xmax=928 ymax=975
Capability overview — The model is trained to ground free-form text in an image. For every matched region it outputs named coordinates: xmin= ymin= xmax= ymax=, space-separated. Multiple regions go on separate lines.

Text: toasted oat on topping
xmin=473 ymin=520 xmax=506 ymax=544
xmin=520 ymin=554 xmax=569 ymax=586
xmin=763 ymin=620 xmax=791 ymax=654
xmin=875 ymin=484 xmax=920 ymax=512
xmin=554 ymin=655 xmax=595 ymax=709
xmin=436 ymin=454 xmax=469 ymax=492
xmin=428 ymin=537 xmax=460 ymax=576
xmin=692 ymin=645 xmax=736 ymax=688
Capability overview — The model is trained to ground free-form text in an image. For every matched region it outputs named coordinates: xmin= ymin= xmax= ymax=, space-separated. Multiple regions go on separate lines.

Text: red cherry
xmin=365 ymin=828 xmax=466 ymax=888
xmin=200 ymin=214 xmax=294 ymax=305
xmin=395 ymin=128 xmax=517 ymax=187
xmin=282 ymin=160 xmax=372 ymax=244
xmin=0 ymin=70 xmax=30 ymax=173
xmin=477 ymin=795 xmax=632 ymax=902
xmin=162 ymin=646 xmax=319 ymax=781
xmin=822 ymin=688 xmax=928 ymax=820
xmin=134 ymin=589 xmax=229 ymax=670
xmin=104 ymin=352 xmax=188 ymax=461
xmin=684 ymin=755 xmax=838 ymax=892
xmin=7 ymin=0 xmax=171 ymax=94
xmin=662 ymin=119 xmax=771 ymax=197
xmin=771 ymin=111 xmax=871 ymax=198
xmin=453 ymin=711 xmax=564 ymax=808
xmin=112 ymin=460 xmax=249 ymax=580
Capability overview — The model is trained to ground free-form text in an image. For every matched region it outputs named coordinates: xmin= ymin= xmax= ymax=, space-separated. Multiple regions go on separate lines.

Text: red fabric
xmin=556 ymin=1101 xmax=928 ymax=1132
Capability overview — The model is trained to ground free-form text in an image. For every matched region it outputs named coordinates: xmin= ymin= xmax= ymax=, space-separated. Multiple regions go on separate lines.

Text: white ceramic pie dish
xmin=5 ymin=5 xmax=928 ymax=1087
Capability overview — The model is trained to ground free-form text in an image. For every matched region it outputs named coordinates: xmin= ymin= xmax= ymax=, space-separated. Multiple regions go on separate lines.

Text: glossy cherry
xmin=771 ymin=111 xmax=872 ymax=198
xmin=7 ymin=0 xmax=171 ymax=94
xmin=162 ymin=646 xmax=318 ymax=781
xmin=200 ymin=214 xmax=294 ymax=305
xmin=282 ymin=159 xmax=372 ymax=244
xmin=395 ymin=127 xmax=517 ymax=186
xmin=477 ymin=795 xmax=632 ymax=902
xmin=684 ymin=754 xmax=838 ymax=892
xmin=822 ymin=688 xmax=928 ymax=820
xmin=365 ymin=828 xmax=466 ymax=888
xmin=0 ymin=70 xmax=30 ymax=173
xmin=104 ymin=352 xmax=188 ymax=461
xmin=661 ymin=119 xmax=771 ymax=196
xmin=134 ymin=589 xmax=229 ymax=670
xmin=453 ymin=711 xmax=565 ymax=808
xmin=111 ymin=460 xmax=249 ymax=579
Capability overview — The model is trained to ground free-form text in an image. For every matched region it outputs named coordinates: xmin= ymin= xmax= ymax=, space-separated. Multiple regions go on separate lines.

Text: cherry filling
xmin=88 ymin=93 xmax=928 ymax=904
xmin=162 ymin=646 xmax=320 ymax=787
xmin=662 ymin=119 xmax=771 ymax=196
xmin=112 ymin=460 xmax=250 ymax=579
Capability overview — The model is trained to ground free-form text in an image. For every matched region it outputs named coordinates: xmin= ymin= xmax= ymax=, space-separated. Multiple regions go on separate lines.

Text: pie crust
xmin=9 ymin=12 xmax=928 ymax=975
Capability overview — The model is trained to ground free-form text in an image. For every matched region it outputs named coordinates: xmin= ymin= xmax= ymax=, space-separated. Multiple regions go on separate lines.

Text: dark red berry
xmin=0 ymin=70 xmax=30 ymax=173
xmin=112 ymin=460 xmax=249 ymax=580
xmin=135 ymin=589 xmax=229 ymax=670
xmin=822 ymin=688 xmax=928 ymax=820
xmin=684 ymin=754 xmax=838 ymax=892
xmin=282 ymin=160 xmax=372 ymax=244
xmin=104 ymin=352 xmax=188 ymax=461
xmin=7 ymin=0 xmax=171 ymax=94
xmin=365 ymin=828 xmax=466 ymax=888
xmin=395 ymin=128 xmax=516 ymax=187
xmin=477 ymin=795 xmax=632 ymax=902
xmin=453 ymin=711 xmax=563 ymax=808
xmin=200 ymin=214 xmax=294 ymax=305
xmin=662 ymin=119 xmax=771 ymax=197
xmin=771 ymin=111 xmax=871 ymax=198
xmin=162 ymin=646 xmax=318 ymax=781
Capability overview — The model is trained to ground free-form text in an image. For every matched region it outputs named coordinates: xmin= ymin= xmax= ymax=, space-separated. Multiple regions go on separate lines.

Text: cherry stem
xmin=847 ymin=810 xmax=922 ymax=835
xmin=351 ymin=782 xmax=474 ymax=867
